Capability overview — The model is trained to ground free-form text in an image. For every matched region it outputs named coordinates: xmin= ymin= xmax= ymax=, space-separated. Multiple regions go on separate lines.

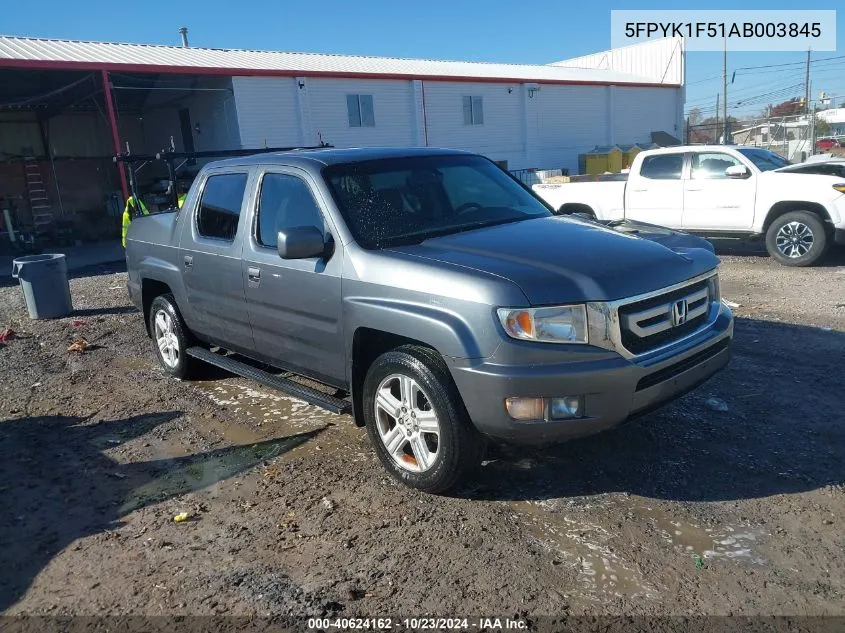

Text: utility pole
xmin=722 ymin=35 xmax=728 ymax=143
xmin=804 ymin=48 xmax=811 ymax=115
xmin=810 ymin=102 xmax=817 ymax=156
xmin=715 ymin=93 xmax=720 ymax=144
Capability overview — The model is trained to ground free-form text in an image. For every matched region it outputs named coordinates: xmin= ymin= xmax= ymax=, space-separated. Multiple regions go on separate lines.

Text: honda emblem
xmin=671 ymin=300 xmax=688 ymax=327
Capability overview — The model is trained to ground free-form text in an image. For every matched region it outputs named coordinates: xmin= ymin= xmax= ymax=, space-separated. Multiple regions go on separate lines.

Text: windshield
xmin=323 ymin=155 xmax=551 ymax=249
xmin=736 ymin=148 xmax=790 ymax=171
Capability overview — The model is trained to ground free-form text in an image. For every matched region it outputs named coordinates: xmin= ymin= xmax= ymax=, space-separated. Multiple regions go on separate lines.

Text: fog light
xmin=505 ymin=397 xmax=545 ymax=421
xmin=550 ymin=396 xmax=583 ymax=419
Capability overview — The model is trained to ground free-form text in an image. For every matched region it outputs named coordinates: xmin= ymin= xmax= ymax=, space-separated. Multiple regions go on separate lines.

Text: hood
xmin=763 ymin=169 xmax=845 ymax=187
xmin=388 ymin=216 xmax=718 ymax=304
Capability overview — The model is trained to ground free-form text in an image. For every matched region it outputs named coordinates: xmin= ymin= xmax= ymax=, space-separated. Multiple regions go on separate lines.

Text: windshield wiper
xmin=381 ymin=216 xmax=529 ymax=247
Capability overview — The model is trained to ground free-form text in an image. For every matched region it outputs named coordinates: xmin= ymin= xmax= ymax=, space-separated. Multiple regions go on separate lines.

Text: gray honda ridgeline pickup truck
xmin=126 ymin=147 xmax=733 ymax=493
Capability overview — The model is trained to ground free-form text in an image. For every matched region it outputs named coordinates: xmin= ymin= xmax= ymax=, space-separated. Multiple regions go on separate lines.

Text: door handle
xmin=686 ymin=187 xmax=703 ymax=191
xmin=631 ymin=188 xmax=649 ymax=192
xmin=183 ymin=255 xmax=193 ymax=268
xmin=247 ymin=267 xmax=260 ymax=283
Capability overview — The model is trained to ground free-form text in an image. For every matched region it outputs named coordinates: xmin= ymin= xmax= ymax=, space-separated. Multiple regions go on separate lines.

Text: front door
xmin=180 ymin=170 xmax=255 ymax=354
xmin=625 ymin=152 xmax=685 ymax=228
xmin=682 ymin=151 xmax=757 ymax=231
xmin=242 ymin=169 xmax=344 ymax=385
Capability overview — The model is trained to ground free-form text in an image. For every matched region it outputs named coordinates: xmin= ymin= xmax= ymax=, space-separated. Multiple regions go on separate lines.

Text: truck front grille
xmin=618 ymin=278 xmax=712 ymax=355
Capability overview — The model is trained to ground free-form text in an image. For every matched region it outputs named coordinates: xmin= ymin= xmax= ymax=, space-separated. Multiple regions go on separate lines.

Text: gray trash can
xmin=11 ymin=254 xmax=74 ymax=319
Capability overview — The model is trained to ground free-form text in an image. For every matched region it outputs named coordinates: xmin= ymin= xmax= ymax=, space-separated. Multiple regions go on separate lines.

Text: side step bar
xmin=186 ymin=347 xmax=352 ymax=415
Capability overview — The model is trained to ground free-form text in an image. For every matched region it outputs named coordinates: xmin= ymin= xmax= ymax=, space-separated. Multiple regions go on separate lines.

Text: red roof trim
xmin=0 ymin=58 xmax=681 ymax=89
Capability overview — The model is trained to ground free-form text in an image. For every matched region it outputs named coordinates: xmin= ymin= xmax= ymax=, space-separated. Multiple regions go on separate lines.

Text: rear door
xmin=625 ymin=152 xmax=685 ymax=228
xmin=682 ymin=151 xmax=757 ymax=230
xmin=242 ymin=168 xmax=345 ymax=385
xmin=180 ymin=169 xmax=255 ymax=355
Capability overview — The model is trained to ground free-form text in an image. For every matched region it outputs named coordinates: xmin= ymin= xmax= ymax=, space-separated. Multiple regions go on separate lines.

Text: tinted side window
xmin=257 ymin=174 xmax=324 ymax=248
xmin=640 ymin=154 xmax=683 ymax=180
xmin=197 ymin=173 xmax=248 ymax=241
xmin=818 ymin=165 xmax=845 ymax=177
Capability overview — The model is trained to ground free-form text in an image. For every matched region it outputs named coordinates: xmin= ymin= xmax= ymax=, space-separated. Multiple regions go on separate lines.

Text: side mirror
xmin=276 ymin=226 xmax=325 ymax=259
xmin=725 ymin=164 xmax=750 ymax=179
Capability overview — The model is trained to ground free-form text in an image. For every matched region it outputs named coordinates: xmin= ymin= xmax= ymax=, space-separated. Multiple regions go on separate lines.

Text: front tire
xmin=362 ymin=345 xmax=483 ymax=493
xmin=149 ymin=294 xmax=199 ymax=380
xmin=765 ymin=211 xmax=828 ymax=266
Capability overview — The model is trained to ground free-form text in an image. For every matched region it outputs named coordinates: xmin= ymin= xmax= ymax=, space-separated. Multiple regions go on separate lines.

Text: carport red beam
xmin=101 ymin=69 xmax=129 ymax=201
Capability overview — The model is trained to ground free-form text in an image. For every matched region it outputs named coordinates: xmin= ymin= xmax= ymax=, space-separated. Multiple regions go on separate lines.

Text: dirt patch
xmin=1 ymin=250 xmax=844 ymax=618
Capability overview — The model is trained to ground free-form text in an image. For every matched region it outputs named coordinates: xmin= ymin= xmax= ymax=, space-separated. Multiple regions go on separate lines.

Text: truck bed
xmin=532 ymin=178 xmax=627 ymax=219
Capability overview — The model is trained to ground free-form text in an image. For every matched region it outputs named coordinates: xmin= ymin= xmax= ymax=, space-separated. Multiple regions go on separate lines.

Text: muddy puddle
xmin=515 ymin=497 xmax=767 ymax=601
xmin=634 ymin=503 xmax=766 ymax=564
xmin=112 ymin=379 xmax=338 ymax=516
xmin=196 ymin=381 xmax=337 ymax=430
xmin=118 ymin=428 xmax=324 ymax=515
xmin=516 ymin=500 xmax=658 ymax=601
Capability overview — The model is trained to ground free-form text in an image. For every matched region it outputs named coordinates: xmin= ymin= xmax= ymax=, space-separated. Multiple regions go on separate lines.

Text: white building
xmin=0 ymin=35 xmax=684 ymax=239
xmin=817 ymin=108 xmax=845 ymax=137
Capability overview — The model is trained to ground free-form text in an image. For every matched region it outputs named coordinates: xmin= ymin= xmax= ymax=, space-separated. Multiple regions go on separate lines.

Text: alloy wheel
xmin=153 ymin=309 xmax=180 ymax=369
xmin=374 ymin=373 xmax=441 ymax=473
xmin=776 ymin=221 xmax=814 ymax=259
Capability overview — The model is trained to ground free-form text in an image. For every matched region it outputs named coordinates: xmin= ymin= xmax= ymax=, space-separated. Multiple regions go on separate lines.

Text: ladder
xmin=23 ymin=157 xmax=53 ymax=236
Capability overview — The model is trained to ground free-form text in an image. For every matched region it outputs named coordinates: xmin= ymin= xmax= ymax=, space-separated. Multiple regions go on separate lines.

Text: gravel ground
xmin=1 ymin=245 xmax=844 ymax=623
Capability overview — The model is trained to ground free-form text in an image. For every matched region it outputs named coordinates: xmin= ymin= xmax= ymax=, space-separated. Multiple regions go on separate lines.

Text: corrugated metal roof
xmin=0 ymin=35 xmax=678 ymax=86
xmin=552 ymin=37 xmax=684 ymax=86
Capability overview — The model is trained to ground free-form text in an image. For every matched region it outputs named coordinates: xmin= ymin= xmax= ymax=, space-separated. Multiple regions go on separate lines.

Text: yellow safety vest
xmin=122 ymin=196 xmax=149 ymax=247
xmin=178 ymin=193 xmax=187 ymax=209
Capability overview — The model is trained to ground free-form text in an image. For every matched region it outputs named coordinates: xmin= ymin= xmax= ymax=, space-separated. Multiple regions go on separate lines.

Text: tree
xmin=688 ymin=115 xmax=740 ymax=143
xmin=815 ymin=117 xmax=832 ymax=137
xmin=770 ymin=98 xmax=803 ymax=117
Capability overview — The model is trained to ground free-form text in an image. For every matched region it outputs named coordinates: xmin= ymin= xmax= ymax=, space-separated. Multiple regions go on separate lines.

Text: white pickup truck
xmin=533 ymin=145 xmax=845 ymax=266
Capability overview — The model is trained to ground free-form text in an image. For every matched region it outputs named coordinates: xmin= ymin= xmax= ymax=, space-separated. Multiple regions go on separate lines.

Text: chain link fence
xmin=686 ymin=114 xmax=816 ymax=161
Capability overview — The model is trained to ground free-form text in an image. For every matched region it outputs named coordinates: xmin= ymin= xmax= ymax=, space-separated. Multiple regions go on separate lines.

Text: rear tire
xmin=362 ymin=345 xmax=484 ymax=494
xmin=765 ymin=211 xmax=828 ymax=267
xmin=149 ymin=294 xmax=200 ymax=380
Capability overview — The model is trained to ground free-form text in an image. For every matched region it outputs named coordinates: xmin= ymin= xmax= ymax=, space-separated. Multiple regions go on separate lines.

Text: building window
xmin=347 ymin=94 xmax=375 ymax=127
xmin=463 ymin=96 xmax=484 ymax=125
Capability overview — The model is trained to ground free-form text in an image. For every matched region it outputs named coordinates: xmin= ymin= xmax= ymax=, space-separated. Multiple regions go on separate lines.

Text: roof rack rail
xmin=112 ymin=144 xmax=333 ymax=208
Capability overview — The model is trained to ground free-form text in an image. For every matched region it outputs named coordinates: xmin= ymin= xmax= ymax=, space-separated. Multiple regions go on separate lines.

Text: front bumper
xmin=448 ymin=302 xmax=733 ymax=444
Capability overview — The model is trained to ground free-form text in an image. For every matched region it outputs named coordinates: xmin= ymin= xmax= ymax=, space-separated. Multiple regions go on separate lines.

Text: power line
xmin=686 ymin=55 xmax=845 ymax=87
xmin=733 ymin=54 xmax=845 ymax=72
xmin=685 ymin=77 xmax=803 ymax=110
xmin=734 ymin=58 xmax=845 ymax=78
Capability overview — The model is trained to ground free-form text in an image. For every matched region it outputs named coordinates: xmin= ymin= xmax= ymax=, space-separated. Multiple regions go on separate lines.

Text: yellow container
xmin=581 ymin=146 xmax=623 ymax=175
xmin=619 ymin=145 xmax=641 ymax=169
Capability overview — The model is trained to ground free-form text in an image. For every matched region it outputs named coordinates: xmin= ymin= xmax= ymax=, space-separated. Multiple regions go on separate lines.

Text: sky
xmin=3 ymin=0 xmax=843 ymax=121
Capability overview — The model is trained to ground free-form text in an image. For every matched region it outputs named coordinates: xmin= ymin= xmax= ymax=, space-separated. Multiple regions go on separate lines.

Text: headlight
xmin=707 ymin=274 xmax=721 ymax=304
xmin=496 ymin=304 xmax=588 ymax=344
xmin=833 ymin=184 xmax=845 ymax=194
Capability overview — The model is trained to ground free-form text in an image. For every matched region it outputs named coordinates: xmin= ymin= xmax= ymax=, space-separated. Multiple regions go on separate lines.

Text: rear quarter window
xmin=196 ymin=173 xmax=248 ymax=241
